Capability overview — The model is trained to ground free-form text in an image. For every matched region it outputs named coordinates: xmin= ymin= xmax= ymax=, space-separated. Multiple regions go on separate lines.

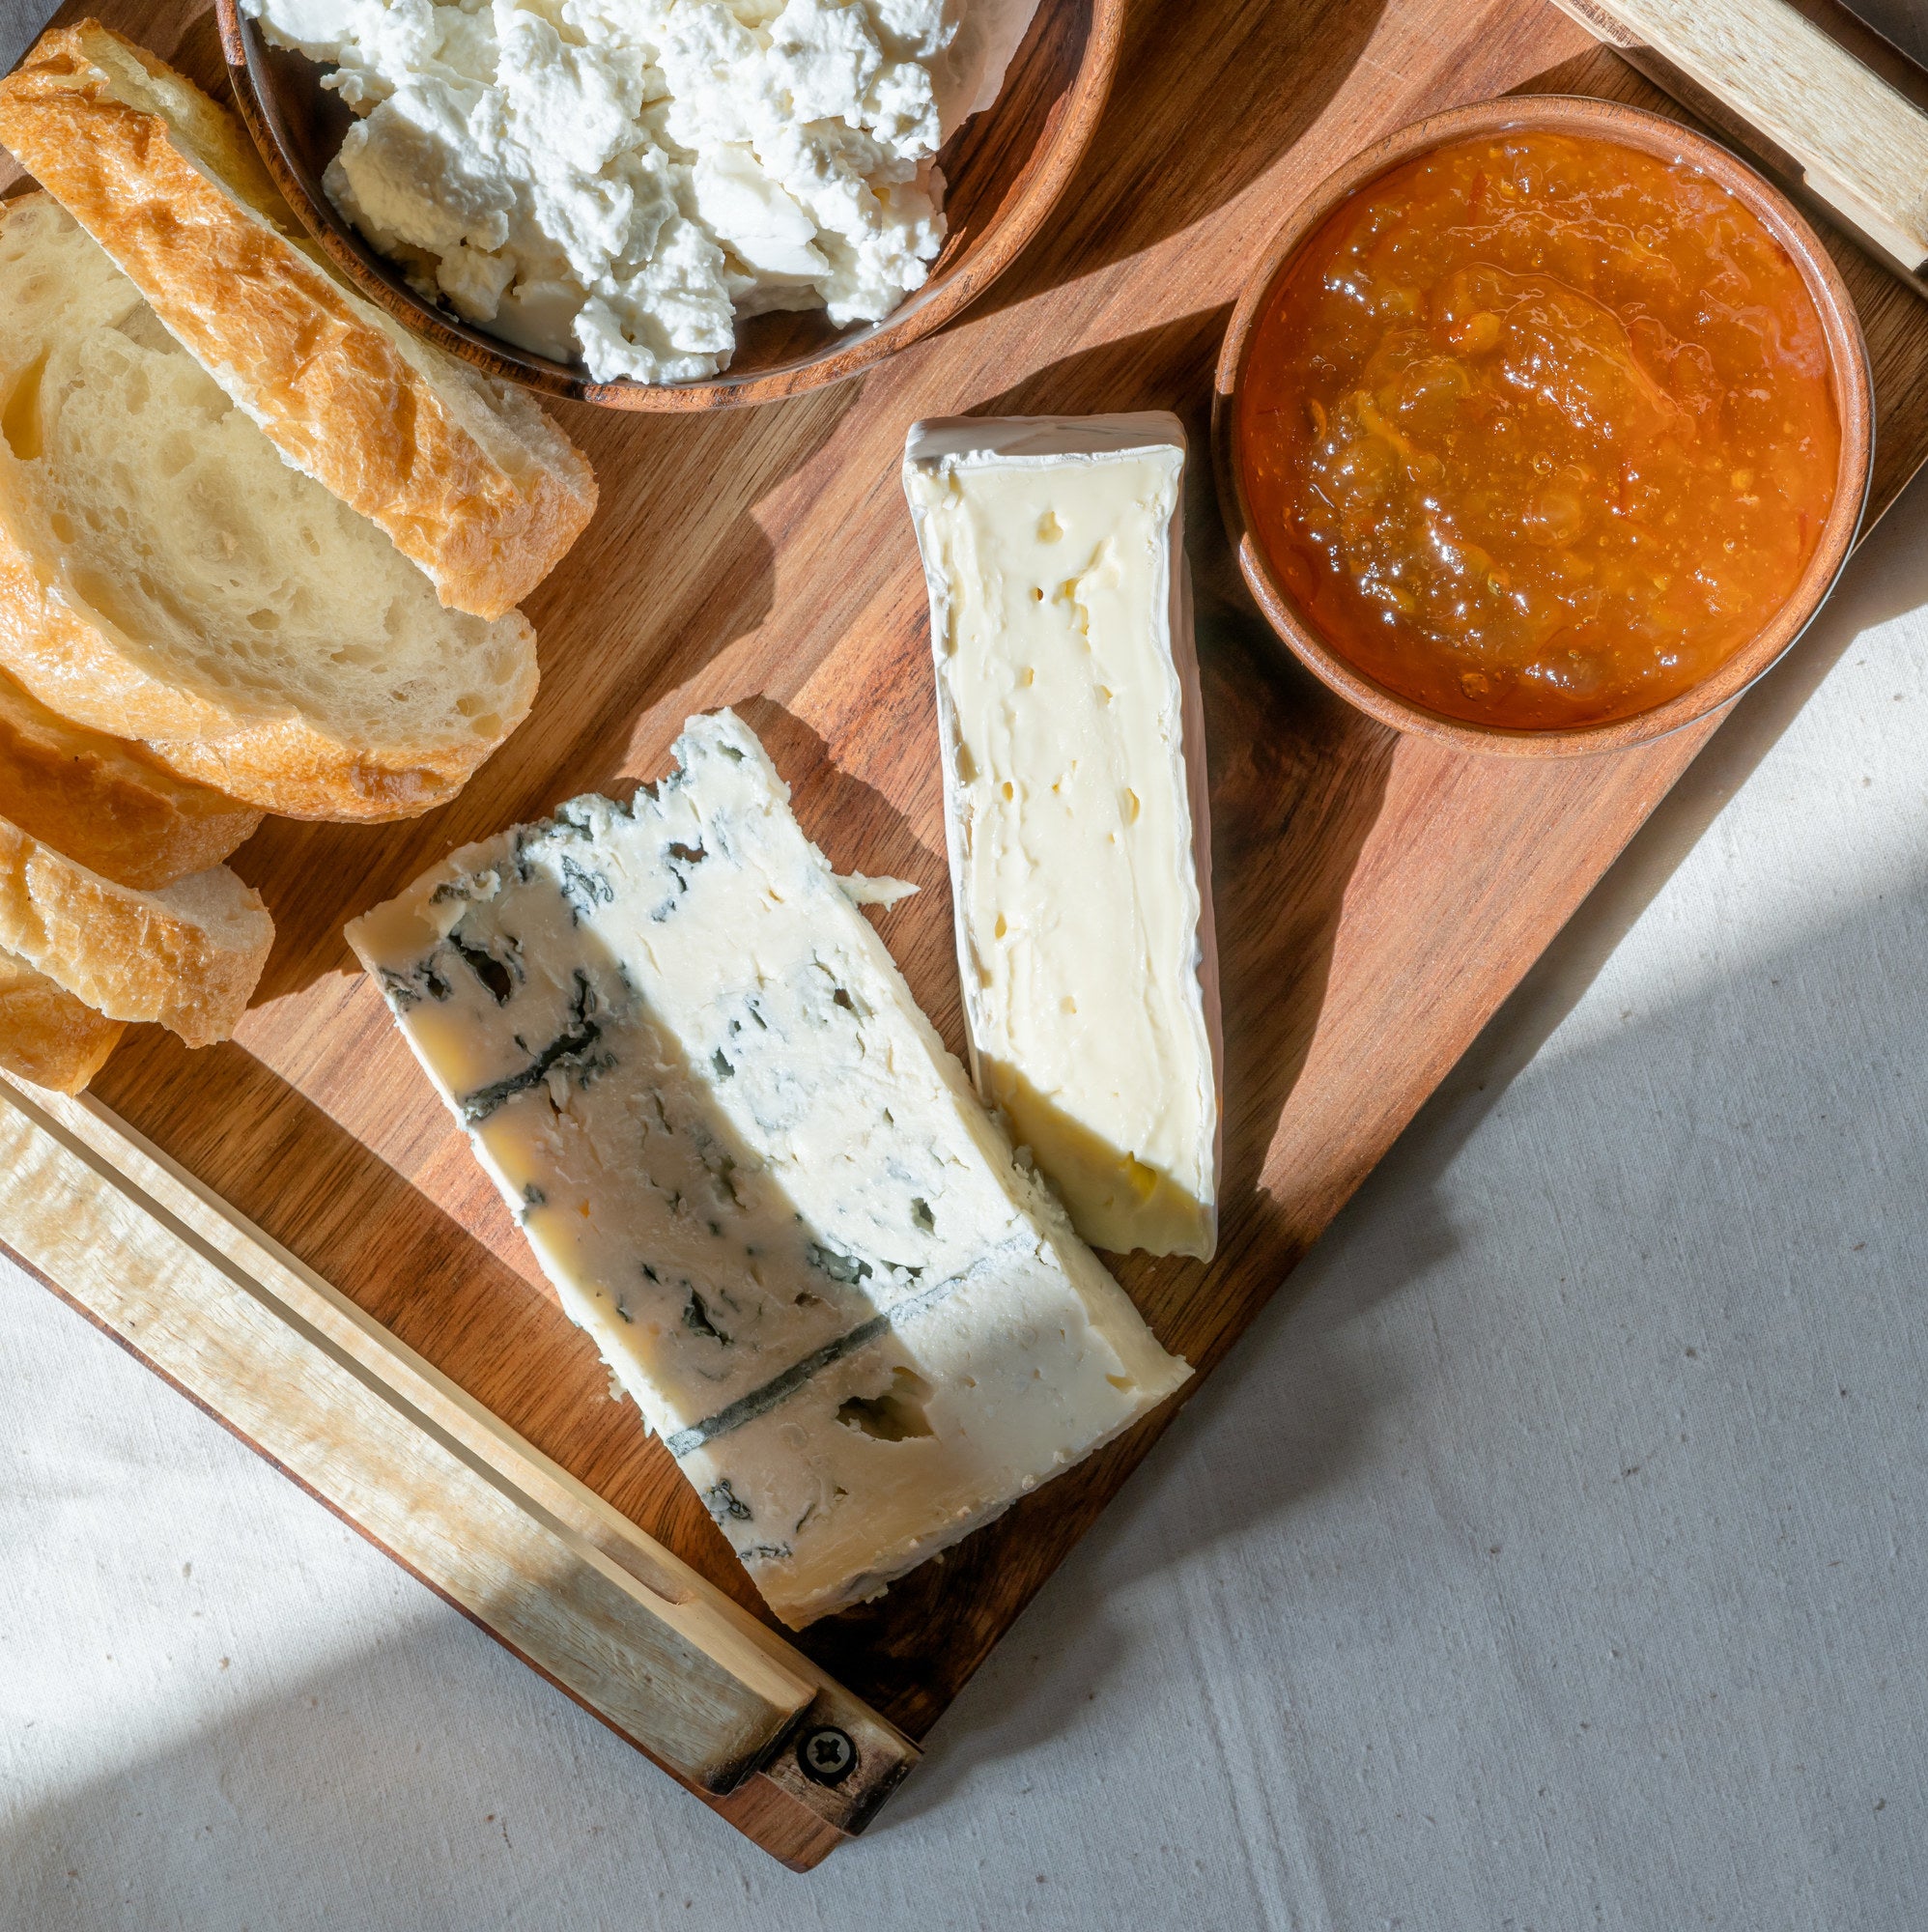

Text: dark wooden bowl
xmin=215 ymin=0 xmax=1118 ymax=412
xmin=1212 ymin=95 xmax=1875 ymax=758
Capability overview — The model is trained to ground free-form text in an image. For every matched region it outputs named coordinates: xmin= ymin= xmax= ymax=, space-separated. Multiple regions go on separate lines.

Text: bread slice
xmin=0 ymin=941 xmax=125 ymax=1092
xmin=0 ymin=194 xmax=538 ymax=821
xmin=0 ymin=806 xmax=270 ymax=1048
xmin=0 ymin=22 xmax=597 ymax=621
xmin=0 ymin=663 xmax=260 ymax=889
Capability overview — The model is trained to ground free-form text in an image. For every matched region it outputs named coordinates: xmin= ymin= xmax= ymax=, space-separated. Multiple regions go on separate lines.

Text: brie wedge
xmin=345 ymin=709 xmax=1189 ymax=1628
xmin=903 ymin=413 xmax=1222 ymax=1261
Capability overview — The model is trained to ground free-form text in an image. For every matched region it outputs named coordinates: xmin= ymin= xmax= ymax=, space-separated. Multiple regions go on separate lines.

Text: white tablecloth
xmin=6 ymin=6 xmax=1928 ymax=1922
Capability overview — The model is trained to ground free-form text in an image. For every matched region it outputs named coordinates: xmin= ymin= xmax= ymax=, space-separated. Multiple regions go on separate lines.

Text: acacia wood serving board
xmin=6 ymin=0 xmax=1928 ymax=1871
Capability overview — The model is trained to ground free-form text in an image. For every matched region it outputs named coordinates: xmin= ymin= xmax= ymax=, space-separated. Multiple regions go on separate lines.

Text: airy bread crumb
xmin=0 ymin=21 xmax=598 ymax=621
xmin=0 ymin=805 xmax=271 ymax=1048
xmin=0 ymin=195 xmax=539 ymax=821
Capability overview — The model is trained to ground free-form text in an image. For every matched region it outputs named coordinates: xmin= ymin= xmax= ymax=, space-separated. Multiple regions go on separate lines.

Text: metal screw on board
xmin=798 ymin=1725 xmax=857 ymax=1786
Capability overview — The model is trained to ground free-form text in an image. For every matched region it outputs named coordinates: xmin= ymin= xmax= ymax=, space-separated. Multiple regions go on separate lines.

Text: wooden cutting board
xmin=6 ymin=0 xmax=1928 ymax=1869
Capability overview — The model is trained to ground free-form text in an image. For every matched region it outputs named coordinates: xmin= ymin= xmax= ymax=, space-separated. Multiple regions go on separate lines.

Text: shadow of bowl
xmin=213 ymin=0 xmax=1120 ymax=412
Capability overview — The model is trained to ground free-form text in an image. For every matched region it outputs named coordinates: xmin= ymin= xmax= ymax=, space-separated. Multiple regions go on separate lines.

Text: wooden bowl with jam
xmin=1213 ymin=96 xmax=1873 ymax=756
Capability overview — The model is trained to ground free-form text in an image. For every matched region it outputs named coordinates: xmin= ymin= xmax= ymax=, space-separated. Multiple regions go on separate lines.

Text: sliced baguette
xmin=0 ymin=193 xmax=537 ymax=821
xmin=0 ymin=22 xmax=597 ymax=622
xmin=0 ymin=663 xmax=260 ymax=889
xmin=0 ymin=807 xmax=270 ymax=1048
xmin=0 ymin=941 xmax=125 ymax=1092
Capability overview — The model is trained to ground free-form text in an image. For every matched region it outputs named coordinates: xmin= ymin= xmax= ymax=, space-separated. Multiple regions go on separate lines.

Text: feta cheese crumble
xmin=242 ymin=0 xmax=1040 ymax=384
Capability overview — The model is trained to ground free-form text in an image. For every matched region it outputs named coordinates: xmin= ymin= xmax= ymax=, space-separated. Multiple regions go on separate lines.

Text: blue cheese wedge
xmin=345 ymin=709 xmax=1189 ymax=1628
xmin=903 ymin=413 xmax=1223 ymax=1261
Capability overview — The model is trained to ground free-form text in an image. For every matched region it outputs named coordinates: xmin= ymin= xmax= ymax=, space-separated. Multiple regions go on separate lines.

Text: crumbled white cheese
xmin=242 ymin=0 xmax=1040 ymax=384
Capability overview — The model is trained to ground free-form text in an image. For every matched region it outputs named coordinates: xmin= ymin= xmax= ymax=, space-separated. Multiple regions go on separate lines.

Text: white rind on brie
xmin=345 ymin=708 xmax=1188 ymax=1627
xmin=903 ymin=412 xmax=1224 ymax=1262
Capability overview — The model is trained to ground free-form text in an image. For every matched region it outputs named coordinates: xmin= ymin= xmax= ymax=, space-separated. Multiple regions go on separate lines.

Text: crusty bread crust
xmin=0 ymin=810 xmax=271 ymax=1047
xmin=0 ymin=941 xmax=124 ymax=1091
xmin=0 ymin=665 xmax=260 ymax=889
xmin=0 ymin=190 xmax=539 ymax=823
xmin=0 ymin=22 xmax=598 ymax=622
xmin=0 ymin=443 xmax=532 ymax=821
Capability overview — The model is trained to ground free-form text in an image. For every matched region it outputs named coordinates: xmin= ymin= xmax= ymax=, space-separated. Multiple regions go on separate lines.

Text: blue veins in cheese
xmin=344 ymin=708 xmax=1190 ymax=1629
xmin=902 ymin=412 xmax=1223 ymax=1263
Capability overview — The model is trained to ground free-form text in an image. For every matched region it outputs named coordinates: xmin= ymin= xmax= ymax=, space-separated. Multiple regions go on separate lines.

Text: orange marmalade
xmin=1237 ymin=130 xmax=1840 ymax=729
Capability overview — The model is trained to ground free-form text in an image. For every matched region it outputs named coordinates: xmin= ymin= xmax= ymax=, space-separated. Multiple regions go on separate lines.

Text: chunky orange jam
xmin=1238 ymin=130 xmax=1840 ymax=729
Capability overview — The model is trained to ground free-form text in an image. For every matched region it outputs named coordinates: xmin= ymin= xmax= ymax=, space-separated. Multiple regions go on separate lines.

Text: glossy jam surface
xmin=1238 ymin=130 xmax=1841 ymax=730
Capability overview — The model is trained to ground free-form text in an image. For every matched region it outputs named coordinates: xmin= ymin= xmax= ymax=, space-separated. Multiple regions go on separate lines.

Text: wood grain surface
xmin=7 ymin=0 xmax=1928 ymax=1862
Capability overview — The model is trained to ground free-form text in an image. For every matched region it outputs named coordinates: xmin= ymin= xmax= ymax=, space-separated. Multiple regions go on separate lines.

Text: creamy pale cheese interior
xmin=904 ymin=418 xmax=1220 ymax=1260
xmin=345 ymin=709 xmax=1188 ymax=1628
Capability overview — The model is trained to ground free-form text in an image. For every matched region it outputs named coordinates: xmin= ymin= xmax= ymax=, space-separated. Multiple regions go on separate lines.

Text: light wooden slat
xmin=1550 ymin=0 xmax=1928 ymax=271
xmin=0 ymin=1072 xmax=919 ymax=1836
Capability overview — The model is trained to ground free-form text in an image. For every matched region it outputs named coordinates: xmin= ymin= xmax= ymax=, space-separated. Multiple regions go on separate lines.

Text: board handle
xmin=0 ymin=1074 xmax=918 ymax=1853
xmin=1551 ymin=0 xmax=1928 ymax=278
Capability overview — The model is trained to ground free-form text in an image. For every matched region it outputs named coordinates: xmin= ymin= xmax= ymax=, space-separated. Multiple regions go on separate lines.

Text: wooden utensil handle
xmin=0 ymin=1073 xmax=918 ymax=1837
xmin=1552 ymin=0 xmax=1928 ymax=274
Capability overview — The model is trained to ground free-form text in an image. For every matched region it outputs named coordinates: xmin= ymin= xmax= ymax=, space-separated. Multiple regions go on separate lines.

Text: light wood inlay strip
xmin=0 ymin=1072 xmax=916 ymax=1825
xmin=1550 ymin=0 xmax=1928 ymax=270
